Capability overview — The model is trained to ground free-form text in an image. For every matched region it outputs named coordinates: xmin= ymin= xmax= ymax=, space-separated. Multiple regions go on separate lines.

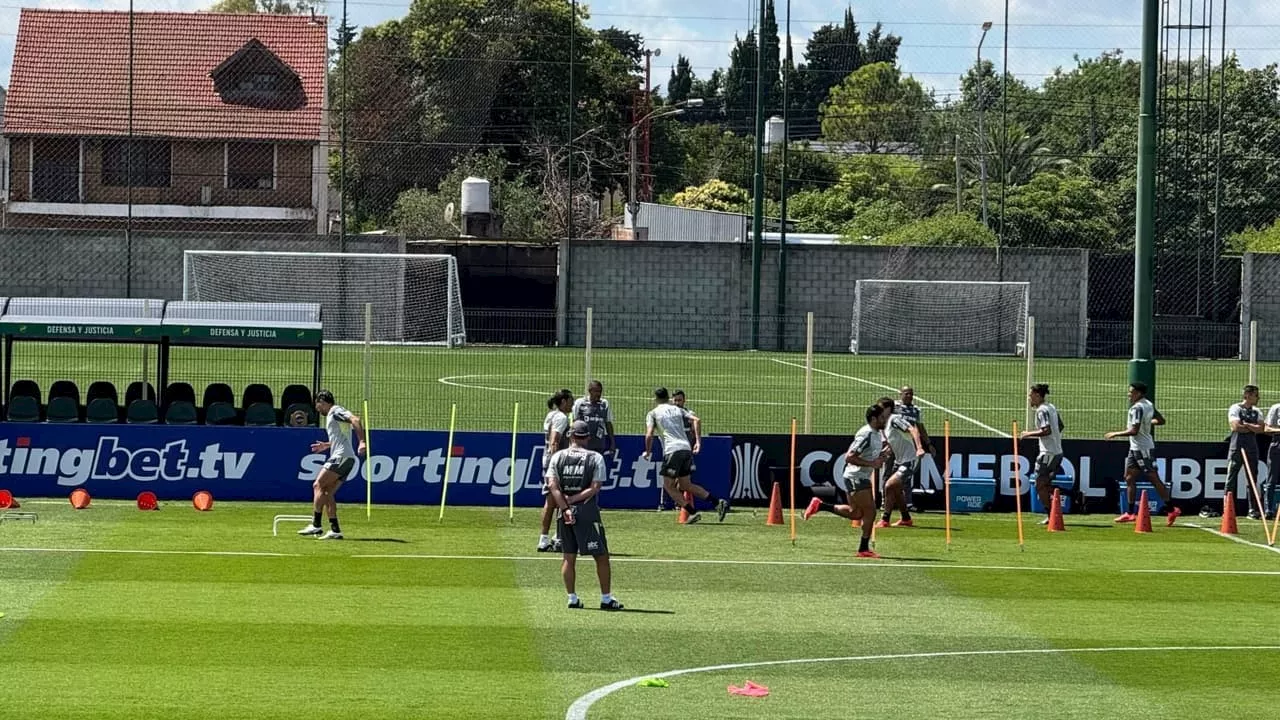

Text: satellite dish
xmin=654 ymin=48 xmax=661 ymax=58
xmin=444 ymin=202 xmax=455 ymax=224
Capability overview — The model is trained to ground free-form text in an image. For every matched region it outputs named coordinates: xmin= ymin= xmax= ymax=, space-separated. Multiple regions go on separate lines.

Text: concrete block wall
xmin=564 ymin=240 xmax=1088 ymax=356
xmin=1241 ymin=252 xmax=1280 ymax=361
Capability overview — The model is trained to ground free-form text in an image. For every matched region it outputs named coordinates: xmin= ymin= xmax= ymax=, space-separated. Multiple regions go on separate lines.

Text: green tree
xmin=390 ymin=151 xmax=544 ymax=239
xmin=862 ymin=22 xmax=900 ymax=66
xmin=844 ymin=198 xmax=914 ymax=240
xmin=820 ymin=62 xmax=930 ymax=152
xmin=209 ymin=0 xmax=311 ymax=12
xmin=723 ymin=30 xmax=759 ymax=133
xmin=792 ymin=11 xmax=900 ymax=140
xmin=786 ymin=188 xmax=860 ymax=233
xmin=1229 ymin=221 xmax=1280 ymax=253
xmin=671 ymin=179 xmax=750 ymax=213
xmin=998 ymin=173 xmax=1120 ymax=249
xmin=668 ymin=55 xmax=694 ymax=105
xmin=867 ymin=213 xmax=997 ymax=247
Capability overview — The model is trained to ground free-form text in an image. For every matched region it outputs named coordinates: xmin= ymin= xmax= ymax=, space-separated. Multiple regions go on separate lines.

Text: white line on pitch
xmin=436 ymin=375 xmax=859 ymax=409
xmin=1186 ymin=523 xmax=1280 ymax=555
xmin=770 ymin=359 xmax=1008 ymax=437
xmin=564 ymin=645 xmax=1280 ymax=720
xmin=0 ymin=546 xmax=302 ymax=558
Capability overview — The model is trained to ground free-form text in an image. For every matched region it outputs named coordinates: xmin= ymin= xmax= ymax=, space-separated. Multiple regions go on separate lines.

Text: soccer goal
xmin=851 ymin=280 xmax=1029 ymax=355
xmin=182 ymin=251 xmax=466 ymax=346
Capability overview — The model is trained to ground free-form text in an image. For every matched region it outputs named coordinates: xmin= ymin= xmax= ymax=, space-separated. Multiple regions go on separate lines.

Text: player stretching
xmin=298 ymin=390 xmax=365 ymax=540
xmin=573 ymin=380 xmax=616 ymax=456
xmin=538 ymin=389 xmax=573 ymax=552
xmin=546 ymin=421 xmax=623 ymax=610
xmin=877 ymin=398 xmax=924 ymax=528
xmin=1104 ymin=382 xmax=1181 ymax=526
xmin=1019 ymin=384 xmax=1064 ymax=525
xmin=1226 ymin=385 xmax=1265 ymax=519
xmin=644 ymin=387 xmax=729 ymax=523
xmin=804 ymin=405 xmax=889 ymax=557
xmin=894 ymin=386 xmax=934 ymax=510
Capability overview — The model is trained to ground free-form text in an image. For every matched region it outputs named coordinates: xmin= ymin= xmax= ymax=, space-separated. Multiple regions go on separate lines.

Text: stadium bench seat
xmin=46 ymin=396 xmax=80 ymax=423
xmin=10 ymin=380 xmax=40 ymax=403
xmin=87 ymin=381 xmax=118 ymax=405
xmin=244 ymin=402 xmax=278 ymax=427
xmin=126 ymin=399 xmax=159 ymax=425
xmin=165 ymin=382 xmax=197 ymax=406
xmin=243 ymin=384 xmax=274 ymax=410
xmin=283 ymin=402 xmax=316 ymax=427
xmin=6 ymin=395 xmax=40 ymax=422
xmin=163 ymin=401 xmax=198 ymax=426
xmin=281 ymin=384 xmax=312 ymax=411
xmin=126 ymin=381 xmax=157 ymax=407
xmin=205 ymin=402 xmax=237 ymax=426
xmin=86 ymin=398 xmax=120 ymax=424
xmin=203 ymin=383 xmax=235 ymax=409
xmin=49 ymin=380 xmax=80 ymax=405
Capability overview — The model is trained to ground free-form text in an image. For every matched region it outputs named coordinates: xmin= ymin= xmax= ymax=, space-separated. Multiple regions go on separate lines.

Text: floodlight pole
xmin=749 ymin=0 xmax=767 ymax=350
xmin=1131 ymin=0 xmax=1159 ymax=398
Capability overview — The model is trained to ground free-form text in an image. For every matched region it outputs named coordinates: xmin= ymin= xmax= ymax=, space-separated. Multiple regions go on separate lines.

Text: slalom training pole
xmin=1239 ymin=450 xmax=1275 ymax=545
xmin=789 ymin=417 xmax=797 ymax=545
xmin=944 ymin=419 xmax=952 ymax=549
xmin=439 ymin=403 xmax=458 ymax=522
xmin=869 ymin=468 xmax=878 ymax=549
xmin=1272 ymin=487 xmax=1280 ymax=547
xmin=1012 ymin=421 xmax=1025 ymax=550
xmin=508 ymin=402 xmax=519 ymax=523
xmin=364 ymin=400 xmax=373 ymax=519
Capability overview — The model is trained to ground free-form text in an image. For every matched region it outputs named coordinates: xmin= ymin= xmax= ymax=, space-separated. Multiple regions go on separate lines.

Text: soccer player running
xmin=298 ymin=390 xmax=366 ymax=540
xmin=1226 ymin=385 xmax=1266 ymax=519
xmin=805 ymin=404 xmax=890 ymax=558
xmin=1104 ymin=382 xmax=1181 ymax=526
xmin=545 ymin=420 xmax=623 ymax=611
xmin=877 ymin=397 xmax=925 ymax=528
xmin=538 ymin=389 xmax=573 ymax=552
xmin=644 ymin=387 xmax=729 ymax=523
xmin=668 ymin=389 xmax=698 ymax=511
xmin=1019 ymin=384 xmax=1064 ymax=526
xmin=573 ymin=380 xmax=616 ymax=456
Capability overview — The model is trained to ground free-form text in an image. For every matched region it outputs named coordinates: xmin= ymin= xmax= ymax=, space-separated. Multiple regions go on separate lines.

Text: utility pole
xmin=976 ymin=21 xmax=992 ymax=234
xmin=1132 ymin=0 xmax=1159 ymax=398
xmin=749 ymin=0 xmax=766 ymax=350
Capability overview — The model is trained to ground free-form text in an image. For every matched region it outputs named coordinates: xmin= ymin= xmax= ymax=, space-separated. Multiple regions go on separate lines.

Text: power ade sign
xmin=0 ymin=424 xmax=731 ymax=509
xmin=730 ymin=434 xmax=1258 ymax=514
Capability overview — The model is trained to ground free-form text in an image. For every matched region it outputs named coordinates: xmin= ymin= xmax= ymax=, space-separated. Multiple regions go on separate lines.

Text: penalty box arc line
xmin=565 ymin=645 xmax=1280 ymax=720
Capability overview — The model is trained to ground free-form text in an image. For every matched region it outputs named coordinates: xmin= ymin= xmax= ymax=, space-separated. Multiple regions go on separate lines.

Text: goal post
xmin=851 ymin=280 xmax=1029 ymax=355
xmin=182 ymin=251 xmax=466 ymax=346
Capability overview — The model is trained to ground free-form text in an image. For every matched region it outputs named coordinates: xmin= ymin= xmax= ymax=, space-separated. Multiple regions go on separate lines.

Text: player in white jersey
xmin=803 ymin=404 xmax=890 ymax=558
xmin=643 ymin=387 xmax=729 ymax=523
xmin=894 ymin=386 xmax=934 ymax=511
xmin=876 ymin=397 xmax=924 ymax=528
xmin=1104 ymin=382 xmax=1181 ymax=526
xmin=1019 ymin=384 xmax=1064 ymax=526
xmin=298 ymin=390 xmax=365 ymax=540
xmin=538 ymin=389 xmax=573 ymax=552
xmin=1263 ymin=398 xmax=1280 ymax=521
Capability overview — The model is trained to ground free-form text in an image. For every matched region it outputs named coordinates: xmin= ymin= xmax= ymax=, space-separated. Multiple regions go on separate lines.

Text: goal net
xmin=851 ymin=280 xmax=1028 ymax=355
xmin=182 ymin=251 xmax=466 ymax=346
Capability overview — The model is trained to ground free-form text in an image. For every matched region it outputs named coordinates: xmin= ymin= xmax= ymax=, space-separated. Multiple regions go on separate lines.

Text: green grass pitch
xmin=12 ymin=341 xmax=1270 ymax=441
xmin=2 ymin=502 xmax=1279 ymax=719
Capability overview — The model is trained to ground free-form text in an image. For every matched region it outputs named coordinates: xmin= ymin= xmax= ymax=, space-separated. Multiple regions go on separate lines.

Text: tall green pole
xmin=749 ymin=0 xmax=766 ymax=350
xmin=775 ymin=0 xmax=790 ymax=351
xmin=1131 ymin=0 xmax=1159 ymax=398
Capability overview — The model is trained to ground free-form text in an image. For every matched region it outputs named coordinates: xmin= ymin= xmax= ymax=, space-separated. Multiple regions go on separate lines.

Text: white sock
xmin=601 ymin=593 xmax=613 ymax=603
xmin=539 ymin=534 xmax=549 ymax=545
xmin=567 ymin=593 xmax=579 ymax=604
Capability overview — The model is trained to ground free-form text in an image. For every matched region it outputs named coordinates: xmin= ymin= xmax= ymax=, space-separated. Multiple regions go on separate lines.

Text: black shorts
xmin=661 ymin=449 xmax=694 ymax=479
xmin=1035 ymin=453 xmax=1063 ymax=480
xmin=1125 ymin=450 xmax=1156 ymax=475
xmin=323 ymin=457 xmax=356 ymax=481
xmin=557 ymin=504 xmax=609 ymax=556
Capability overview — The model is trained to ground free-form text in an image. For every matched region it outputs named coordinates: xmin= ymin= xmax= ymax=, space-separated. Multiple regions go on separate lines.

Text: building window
xmin=226 ymin=142 xmax=275 ymax=190
xmin=102 ymin=139 xmax=171 ymax=187
xmin=31 ymin=138 xmax=81 ymax=202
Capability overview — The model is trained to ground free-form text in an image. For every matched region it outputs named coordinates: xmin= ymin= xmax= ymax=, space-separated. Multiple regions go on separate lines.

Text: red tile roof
xmin=4 ymin=9 xmax=328 ymax=141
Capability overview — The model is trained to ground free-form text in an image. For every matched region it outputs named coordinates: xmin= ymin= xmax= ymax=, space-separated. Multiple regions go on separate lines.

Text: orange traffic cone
xmin=678 ymin=491 xmax=694 ymax=524
xmin=1047 ymin=489 xmax=1066 ymax=532
xmin=1134 ymin=490 xmax=1153 ymax=533
xmin=0 ymin=489 xmax=13 ymax=509
xmin=766 ymin=482 xmax=784 ymax=525
xmin=1220 ymin=491 xmax=1239 ymax=535
xmin=69 ymin=488 xmax=91 ymax=509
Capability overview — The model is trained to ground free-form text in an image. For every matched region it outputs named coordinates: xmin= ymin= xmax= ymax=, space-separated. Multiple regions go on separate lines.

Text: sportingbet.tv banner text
xmin=730 ymin=434 xmax=1257 ymax=514
xmin=0 ymin=424 xmax=731 ymax=509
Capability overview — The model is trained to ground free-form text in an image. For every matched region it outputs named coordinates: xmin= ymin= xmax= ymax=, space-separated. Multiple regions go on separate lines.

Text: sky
xmin=0 ymin=0 xmax=1278 ymax=101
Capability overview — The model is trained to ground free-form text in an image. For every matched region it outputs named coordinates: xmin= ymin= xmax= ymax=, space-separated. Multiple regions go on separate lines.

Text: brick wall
xmin=564 ymin=241 xmax=1088 ymax=357
xmin=1241 ymin=253 xmax=1280 ymax=360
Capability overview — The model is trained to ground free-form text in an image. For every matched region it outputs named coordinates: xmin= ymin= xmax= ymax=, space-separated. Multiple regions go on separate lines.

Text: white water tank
xmin=460 ymin=177 xmax=491 ymax=215
xmin=764 ymin=116 xmax=786 ymax=146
